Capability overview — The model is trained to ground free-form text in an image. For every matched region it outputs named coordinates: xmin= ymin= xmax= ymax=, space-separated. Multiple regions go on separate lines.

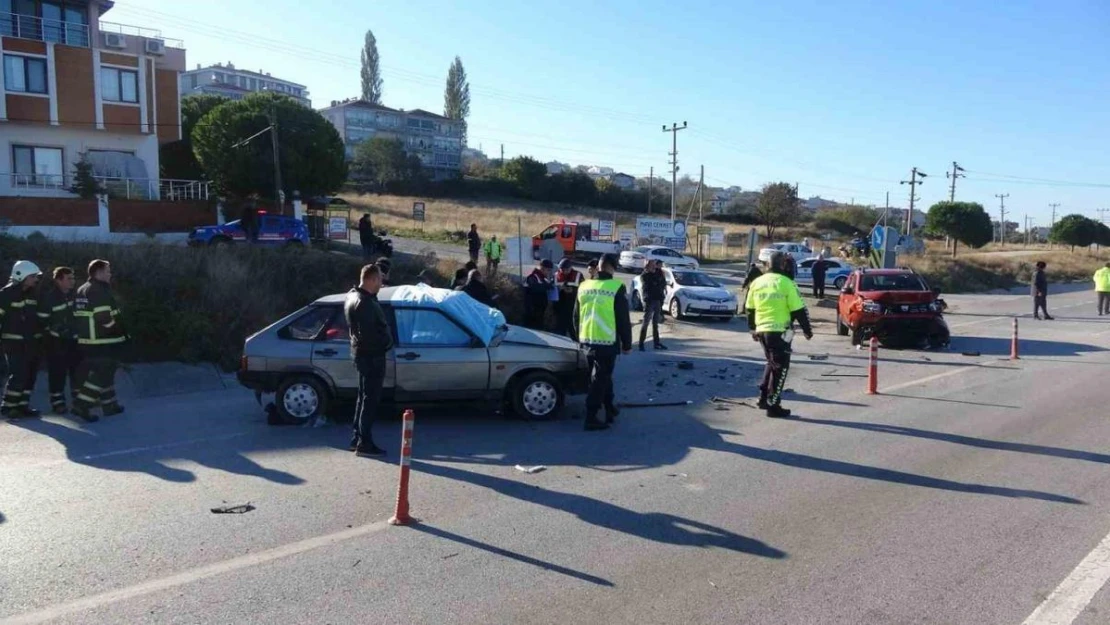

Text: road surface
xmin=3 ymin=288 xmax=1110 ymax=624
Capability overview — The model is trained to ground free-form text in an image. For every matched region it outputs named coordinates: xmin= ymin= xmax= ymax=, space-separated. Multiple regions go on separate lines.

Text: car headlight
xmin=928 ymin=301 xmax=940 ymax=312
xmin=862 ymin=299 xmax=882 ymax=314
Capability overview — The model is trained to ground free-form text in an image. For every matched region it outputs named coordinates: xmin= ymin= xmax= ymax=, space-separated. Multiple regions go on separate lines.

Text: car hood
xmin=676 ymin=286 xmax=733 ymax=299
xmin=500 ymin=326 xmax=580 ymax=351
xmin=858 ymin=290 xmax=934 ymax=305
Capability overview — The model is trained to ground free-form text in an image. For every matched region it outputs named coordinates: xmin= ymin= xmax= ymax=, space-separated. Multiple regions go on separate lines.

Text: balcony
xmin=98 ymin=21 xmax=184 ymax=49
xmin=5 ymin=173 xmax=211 ymax=202
xmin=1 ymin=12 xmax=90 ymax=47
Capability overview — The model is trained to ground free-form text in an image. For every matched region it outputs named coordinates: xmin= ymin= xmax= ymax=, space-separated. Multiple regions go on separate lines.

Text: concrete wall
xmin=0 ymin=195 xmax=212 ymax=242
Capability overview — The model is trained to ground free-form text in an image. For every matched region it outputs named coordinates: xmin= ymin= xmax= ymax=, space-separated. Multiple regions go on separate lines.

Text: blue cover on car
xmin=391 ymin=285 xmax=507 ymax=346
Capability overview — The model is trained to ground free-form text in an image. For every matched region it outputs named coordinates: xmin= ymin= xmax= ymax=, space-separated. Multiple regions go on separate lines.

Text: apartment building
xmin=1 ymin=0 xmax=187 ymax=199
xmin=179 ymin=62 xmax=310 ymax=107
xmin=319 ymin=99 xmax=463 ymax=181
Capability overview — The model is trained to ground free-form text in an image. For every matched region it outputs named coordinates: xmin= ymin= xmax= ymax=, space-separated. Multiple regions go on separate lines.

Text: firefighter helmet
xmin=10 ymin=260 xmax=42 ymax=283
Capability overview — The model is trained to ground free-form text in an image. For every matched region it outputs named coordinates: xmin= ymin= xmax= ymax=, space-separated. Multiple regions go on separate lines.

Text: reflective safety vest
xmin=0 ymin=281 xmax=39 ymax=342
xmin=75 ymin=280 xmax=127 ymax=346
xmin=483 ymin=239 xmax=503 ymax=260
xmin=745 ymin=272 xmax=805 ymax=333
xmin=577 ymin=279 xmax=622 ymax=345
xmin=1095 ymin=267 xmax=1110 ymax=293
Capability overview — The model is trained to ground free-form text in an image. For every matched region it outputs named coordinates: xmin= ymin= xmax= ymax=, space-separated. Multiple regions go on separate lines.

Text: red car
xmin=836 ymin=268 xmax=950 ymax=349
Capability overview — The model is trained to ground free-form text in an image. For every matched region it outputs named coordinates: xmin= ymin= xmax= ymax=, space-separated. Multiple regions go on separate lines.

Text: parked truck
xmin=532 ymin=221 xmax=621 ymax=262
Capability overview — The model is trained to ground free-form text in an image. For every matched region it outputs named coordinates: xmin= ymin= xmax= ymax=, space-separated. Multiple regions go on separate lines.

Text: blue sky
xmin=118 ymin=0 xmax=1108 ymax=225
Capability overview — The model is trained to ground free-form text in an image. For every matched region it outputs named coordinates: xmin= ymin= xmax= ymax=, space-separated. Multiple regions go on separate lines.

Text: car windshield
xmin=672 ymin=271 xmax=719 ymax=287
xmin=860 ymin=274 xmax=927 ymax=292
xmin=635 ymin=246 xmax=653 ymax=253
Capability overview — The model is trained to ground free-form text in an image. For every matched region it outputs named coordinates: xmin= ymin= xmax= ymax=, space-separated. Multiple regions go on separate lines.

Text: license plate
xmin=711 ymin=305 xmax=728 ymax=311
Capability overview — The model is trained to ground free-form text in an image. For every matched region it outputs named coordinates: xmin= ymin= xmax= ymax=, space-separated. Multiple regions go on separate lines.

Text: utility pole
xmin=662 ymin=121 xmax=687 ymax=221
xmin=269 ymin=102 xmax=283 ymax=213
xmin=1024 ymin=214 xmax=1031 ymax=247
xmin=900 ymin=167 xmax=927 ymax=237
xmin=1048 ymin=203 xmax=1060 ymax=248
xmin=648 ymin=166 xmax=653 ymax=214
xmin=500 ymin=144 xmax=504 ymax=170
xmin=995 ymin=193 xmax=1010 ymax=248
xmin=946 ymin=161 xmax=965 ymax=201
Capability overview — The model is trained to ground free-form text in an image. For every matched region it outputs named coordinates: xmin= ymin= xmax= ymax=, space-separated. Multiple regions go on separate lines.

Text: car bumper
xmin=237 ymin=370 xmax=282 ymax=393
xmin=557 ymin=367 xmax=591 ymax=395
xmin=621 ymin=258 xmax=646 ymax=270
xmin=682 ymin=302 xmax=738 ymax=317
xmin=858 ymin=316 xmax=948 ymax=339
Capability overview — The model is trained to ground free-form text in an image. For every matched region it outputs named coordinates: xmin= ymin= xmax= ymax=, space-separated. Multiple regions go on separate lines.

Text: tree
xmin=755 ymin=182 xmax=801 ymax=239
xmin=160 ymin=94 xmax=230 ymax=180
xmin=360 ymin=29 xmax=383 ymax=104
xmin=443 ymin=56 xmax=470 ymax=145
xmin=68 ymin=153 xmax=102 ymax=199
xmin=352 ymin=137 xmax=424 ymax=189
xmin=192 ymin=92 xmax=347 ymax=201
xmin=500 ymin=156 xmax=547 ymax=198
xmin=924 ymin=201 xmax=993 ymax=257
xmin=1050 ymin=214 xmax=1099 ymax=252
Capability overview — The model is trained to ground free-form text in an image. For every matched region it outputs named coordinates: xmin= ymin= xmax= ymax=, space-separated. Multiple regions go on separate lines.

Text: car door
xmin=256 ymin=215 xmax=281 ymax=245
xmin=310 ymin=305 xmax=397 ymax=396
xmin=391 ymin=307 xmax=490 ymax=401
xmin=795 ymin=259 xmax=814 ymax=285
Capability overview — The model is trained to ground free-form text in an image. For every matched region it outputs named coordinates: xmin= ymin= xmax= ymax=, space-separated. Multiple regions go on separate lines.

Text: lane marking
xmin=880 ymin=366 xmax=981 ymax=393
xmin=947 ymin=302 xmax=1095 ymax=329
xmin=1021 ymin=529 xmax=1110 ymax=625
xmin=1 ymin=432 xmax=253 ymax=471
xmin=0 ymin=521 xmax=391 ymax=624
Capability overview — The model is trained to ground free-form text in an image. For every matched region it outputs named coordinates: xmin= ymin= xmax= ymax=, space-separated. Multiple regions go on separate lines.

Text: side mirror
xmin=842 ymin=287 xmax=855 ymax=295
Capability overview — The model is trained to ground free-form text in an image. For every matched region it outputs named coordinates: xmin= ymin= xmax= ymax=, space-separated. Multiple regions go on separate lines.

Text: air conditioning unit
xmin=144 ymin=39 xmax=166 ymax=55
xmin=103 ymin=32 xmax=127 ymax=49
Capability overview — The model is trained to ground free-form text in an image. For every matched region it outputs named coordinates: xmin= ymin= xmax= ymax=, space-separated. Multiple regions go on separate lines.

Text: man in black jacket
xmin=523 ymin=259 xmax=554 ymax=330
xmin=1032 ymin=261 xmax=1053 ymax=320
xmin=358 ymin=213 xmax=374 ymax=259
xmin=638 ymin=260 xmax=668 ymax=350
xmin=344 ymin=264 xmax=394 ymax=458
xmin=811 ymin=256 xmax=829 ymax=298
xmin=460 ymin=270 xmax=496 ymax=307
xmin=467 ymin=224 xmax=481 ymax=264
xmin=573 ymin=254 xmax=633 ymax=431
xmin=39 ymin=266 xmax=81 ymax=416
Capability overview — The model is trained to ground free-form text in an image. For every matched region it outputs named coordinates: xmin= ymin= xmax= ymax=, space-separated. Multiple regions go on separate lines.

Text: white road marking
xmin=880 ymin=366 xmax=981 ymax=393
xmin=947 ymin=301 xmax=1094 ymax=329
xmin=0 ymin=521 xmax=392 ymax=624
xmin=1 ymin=432 xmax=253 ymax=470
xmin=1021 ymin=529 xmax=1110 ymax=625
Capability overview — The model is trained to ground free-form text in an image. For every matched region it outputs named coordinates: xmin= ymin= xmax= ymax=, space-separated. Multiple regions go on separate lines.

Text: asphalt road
xmin=3 ymin=287 xmax=1110 ymax=624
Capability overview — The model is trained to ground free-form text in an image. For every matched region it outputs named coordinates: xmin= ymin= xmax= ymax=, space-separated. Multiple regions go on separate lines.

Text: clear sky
xmin=115 ymin=0 xmax=1108 ymax=225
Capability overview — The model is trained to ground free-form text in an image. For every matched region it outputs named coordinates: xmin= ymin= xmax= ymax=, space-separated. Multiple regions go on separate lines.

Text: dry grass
xmin=902 ymin=250 xmax=1105 ymax=293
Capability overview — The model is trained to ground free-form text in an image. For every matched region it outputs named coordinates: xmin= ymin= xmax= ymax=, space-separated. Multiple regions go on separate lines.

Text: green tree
xmin=160 ymin=94 xmax=230 ymax=180
xmin=500 ymin=156 xmax=547 ymax=198
xmin=924 ymin=201 xmax=993 ymax=257
xmin=1050 ymin=214 xmax=1099 ymax=252
xmin=68 ymin=153 xmax=102 ymax=199
xmin=360 ymin=30 xmax=383 ymax=104
xmin=352 ymin=137 xmax=424 ymax=189
xmin=443 ymin=56 xmax=470 ymax=145
xmin=755 ymin=182 xmax=801 ymax=239
xmin=192 ymin=92 xmax=347 ymax=201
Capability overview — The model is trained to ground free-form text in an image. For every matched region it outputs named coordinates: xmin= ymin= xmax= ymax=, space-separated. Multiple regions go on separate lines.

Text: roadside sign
xmin=709 ymin=228 xmax=725 ymax=245
xmin=870 ymin=226 xmax=884 ymax=252
xmin=597 ymin=220 xmax=615 ymax=238
xmin=328 ymin=216 xmax=347 ymax=240
xmin=618 ymin=230 xmax=634 ymax=250
xmin=413 ymin=201 xmax=426 ymax=222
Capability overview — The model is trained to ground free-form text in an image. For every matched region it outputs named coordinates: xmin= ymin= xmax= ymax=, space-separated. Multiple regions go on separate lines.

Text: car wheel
xmin=631 ymin=290 xmax=643 ymax=311
xmin=834 ymin=276 xmax=847 ymax=289
xmin=275 ymin=375 xmax=329 ymax=425
xmin=209 ymin=237 xmax=232 ymax=247
xmin=669 ymin=298 xmax=684 ymax=320
xmin=511 ymin=371 xmax=564 ymax=420
xmin=836 ymin=312 xmax=850 ymax=336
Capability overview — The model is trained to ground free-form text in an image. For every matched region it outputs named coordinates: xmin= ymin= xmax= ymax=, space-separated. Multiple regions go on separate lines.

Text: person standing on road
xmin=554 ymin=259 xmax=583 ymax=339
xmin=1032 ymin=261 xmax=1053 ymax=320
xmin=39 ymin=267 xmax=82 ymax=417
xmin=0 ymin=261 xmax=44 ymax=419
xmin=358 ymin=213 xmax=374 ymax=259
xmin=638 ymin=260 xmax=668 ymax=351
xmin=483 ymin=236 xmax=503 ymax=278
xmin=574 ymin=253 xmax=632 ymax=431
xmin=782 ymin=254 xmax=797 ymax=281
xmin=523 ymin=259 xmax=554 ymax=330
xmin=811 ymin=255 xmax=829 ymax=298
xmin=344 ymin=264 xmax=393 ymax=458
xmin=746 ymin=251 xmax=813 ymax=419
xmin=586 ymin=259 xmax=599 ymax=280
xmin=740 ymin=262 xmax=763 ymax=314
xmin=1095 ymin=262 xmax=1110 ymax=316
xmin=72 ymin=259 xmax=127 ymax=421
xmin=467 ymin=224 xmax=482 ymax=264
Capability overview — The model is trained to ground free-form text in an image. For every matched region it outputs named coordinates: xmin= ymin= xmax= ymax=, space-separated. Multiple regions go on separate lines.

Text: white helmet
xmin=10 ymin=260 xmax=42 ymax=283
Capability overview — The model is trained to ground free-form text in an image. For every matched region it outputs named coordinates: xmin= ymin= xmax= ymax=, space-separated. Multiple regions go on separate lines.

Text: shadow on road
xmin=0 ymin=511 xmax=5 ymax=524
xmin=417 ymin=461 xmax=788 ymax=562
xmin=795 ymin=417 xmax=1110 ymax=466
xmin=952 ymin=336 xmax=1106 ymax=357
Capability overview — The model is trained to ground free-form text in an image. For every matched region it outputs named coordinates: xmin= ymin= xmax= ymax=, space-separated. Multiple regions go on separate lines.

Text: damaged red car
xmin=836 ymin=268 xmax=950 ymax=349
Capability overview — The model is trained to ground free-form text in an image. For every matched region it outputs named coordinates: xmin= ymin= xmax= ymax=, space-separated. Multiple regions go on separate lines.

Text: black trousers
xmin=1098 ymin=292 xmax=1110 ymax=315
xmin=1034 ymin=294 xmax=1050 ymax=318
xmin=2 ymin=340 xmax=35 ymax=412
xmin=554 ymin=298 xmax=577 ymax=339
xmin=585 ymin=345 xmax=619 ymax=422
xmin=44 ymin=337 xmax=80 ymax=409
xmin=812 ymin=276 xmax=826 ymax=298
xmin=74 ymin=345 xmax=120 ymax=410
xmin=525 ymin=301 xmax=547 ymax=331
xmin=353 ymin=354 xmax=387 ymax=445
xmin=757 ymin=333 xmax=791 ymax=407
xmin=639 ymin=299 xmax=663 ymax=346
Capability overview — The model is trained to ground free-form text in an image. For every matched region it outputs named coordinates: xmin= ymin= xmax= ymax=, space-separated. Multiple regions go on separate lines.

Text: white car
xmin=795 ymin=257 xmax=854 ymax=290
xmin=631 ymin=267 xmax=737 ymax=321
xmin=619 ymin=245 xmax=699 ymax=272
xmin=757 ymin=242 xmax=814 ymax=265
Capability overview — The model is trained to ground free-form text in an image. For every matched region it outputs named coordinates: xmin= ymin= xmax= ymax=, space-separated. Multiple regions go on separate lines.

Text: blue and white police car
xmin=188 ymin=213 xmax=310 ymax=247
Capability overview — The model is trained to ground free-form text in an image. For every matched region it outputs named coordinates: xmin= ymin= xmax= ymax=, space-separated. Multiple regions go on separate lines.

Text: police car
xmin=794 ymin=257 xmax=854 ymax=290
xmin=188 ymin=213 xmax=310 ymax=247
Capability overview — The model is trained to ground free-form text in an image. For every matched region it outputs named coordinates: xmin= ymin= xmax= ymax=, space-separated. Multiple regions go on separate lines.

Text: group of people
xmin=467 ymin=224 xmax=504 ymax=279
xmin=0 ymin=258 xmax=126 ymax=423
xmin=1034 ymin=260 xmax=1110 ymax=319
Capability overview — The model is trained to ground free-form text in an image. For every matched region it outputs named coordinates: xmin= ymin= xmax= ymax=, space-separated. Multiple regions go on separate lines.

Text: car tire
xmin=836 ymin=312 xmax=850 ymax=336
xmin=631 ymin=290 xmax=644 ymax=311
xmin=510 ymin=371 xmax=564 ymax=420
xmin=209 ymin=237 xmax=232 ymax=247
xmin=834 ymin=276 xmax=847 ymax=289
xmin=669 ymin=298 xmax=684 ymax=320
xmin=275 ymin=375 xmax=329 ymax=425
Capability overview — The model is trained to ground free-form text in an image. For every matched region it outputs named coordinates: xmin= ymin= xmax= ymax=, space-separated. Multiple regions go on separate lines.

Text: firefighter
xmin=0 ymin=260 xmax=44 ymax=419
xmin=745 ymin=251 xmax=813 ymax=419
xmin=574 ymin=254 xmax=633 ymax=431
xmin=72 ymin=259 xmax=127 ymax=420
xmin=39 ymin=267 xmax=84 ymax=418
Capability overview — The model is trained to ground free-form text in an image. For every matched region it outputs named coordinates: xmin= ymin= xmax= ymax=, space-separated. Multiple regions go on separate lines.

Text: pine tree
xmin=443 ymin=56 xmax=470 ymax=145
xmin=360 ymin=30 xmax=383 ymax=104
xmin=69 ymin=154 xmax=102 ymax=199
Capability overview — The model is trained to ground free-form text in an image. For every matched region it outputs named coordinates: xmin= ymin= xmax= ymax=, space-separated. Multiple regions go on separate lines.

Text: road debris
xmin=962 ymin=351 xmax=981 ymax=357
xmin=352 ymin=559 xmax=361 ymax=568
xmin=807 ymin=354 xmax=830 ymax=361
xmin=514 ymin=465 xmax=547 ymax=474
xmin=710 ymin=396 xmax=756 ymax=408
xmin=210 ymin=503 xmax=255 ymax=514
xmin=685 ymin=380 xmax=704 ymax=387
xmin=656 ymin=380 xmax=667 ymax=388
xmin=677 ymin=361 xmax=695 ymax=370
xmin=621 ymin=400 xmax=693 ymax=408
xmin=442 ymin=553 xmax=460 ymax=560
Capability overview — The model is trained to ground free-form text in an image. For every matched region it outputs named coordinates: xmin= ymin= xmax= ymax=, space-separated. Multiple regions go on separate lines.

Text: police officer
xmin=574 ymin=253 xmax=632 ymax=431
xmin=39 ymin=267 xmax=84 ymax=418
xmin=554 ymin=258 xmax=582 ymax=339
xmin=745 ymin=251 xmax=812 ymax=419
xmin=72 ymin=259 xmax=127 ymax=420
xmin=0 ymin=260 xmax=44 ymax=419
xmin=345 ymin=263 xmax=394 ymax=458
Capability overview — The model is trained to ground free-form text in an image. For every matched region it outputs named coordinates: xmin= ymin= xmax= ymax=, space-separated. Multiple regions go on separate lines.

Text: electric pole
xmin=500 ymin=144 xmax=504 ymax=170
xmin=663 ymin=121 xmax=687 ymax=221
xmin=1024 ymin=214 xmax=1032 ymax=247
xmin=946 ymin=161 xmax=965 ymax=201
xmin=268 ymin=103 xmax=283 ymax=212
xmin=995 ymin=193 xmax=1010 ymax=248
xmin=648 ymin=166 xmax=653 ymax=214
xmin=1049 ymin=203 xmax=1060 ymax=248
xmin=900 ymin=167 xmax=927 ymax=237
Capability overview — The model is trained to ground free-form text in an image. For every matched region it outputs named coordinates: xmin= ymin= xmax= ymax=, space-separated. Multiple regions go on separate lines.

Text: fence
xmin=6 ymin=174 xmax=210 ymax=201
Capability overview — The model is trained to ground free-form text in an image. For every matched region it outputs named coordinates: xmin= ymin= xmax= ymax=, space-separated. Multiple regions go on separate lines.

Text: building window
xmin=12 ymin=145 xmax=64 ymax=186
xmin=101 ymin=67 xmax=138 ymax=103
xmin=3 ymin=54 xmax=48 ymax=94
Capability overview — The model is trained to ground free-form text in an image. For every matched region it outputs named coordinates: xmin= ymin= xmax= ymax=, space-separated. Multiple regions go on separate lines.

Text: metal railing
xmin=1 ymin=12 xmax=90 ymax=47
xmin=98 ymin=21 xmax=184 ymax=48
xmin=5 ymin=173 xmax=210 ymax=201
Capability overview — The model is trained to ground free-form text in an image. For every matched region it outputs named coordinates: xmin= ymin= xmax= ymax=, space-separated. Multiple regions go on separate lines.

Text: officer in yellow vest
xmin=72 ymin=259 xmax=127 ymax=421
xmin=573 ymin=253 xmax=632 ymax=431
xmin=745 ymin=251 xmax=813 ymax=418
xmin=1095 ymin=262 xmax=1110 ymax=316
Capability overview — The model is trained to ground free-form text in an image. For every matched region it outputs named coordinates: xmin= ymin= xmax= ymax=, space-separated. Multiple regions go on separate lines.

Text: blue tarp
xmin=391 ymin=285 xmax=507 ymax=346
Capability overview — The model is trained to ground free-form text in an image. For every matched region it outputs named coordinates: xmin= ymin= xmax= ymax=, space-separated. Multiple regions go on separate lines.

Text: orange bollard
xmin=867 ymin=336 xmax=879 ymax=395
xmin=389 ymin=409 xmax=417 ymax=526
xmin=1010 ymin=318 xmax=1020 ymax=360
